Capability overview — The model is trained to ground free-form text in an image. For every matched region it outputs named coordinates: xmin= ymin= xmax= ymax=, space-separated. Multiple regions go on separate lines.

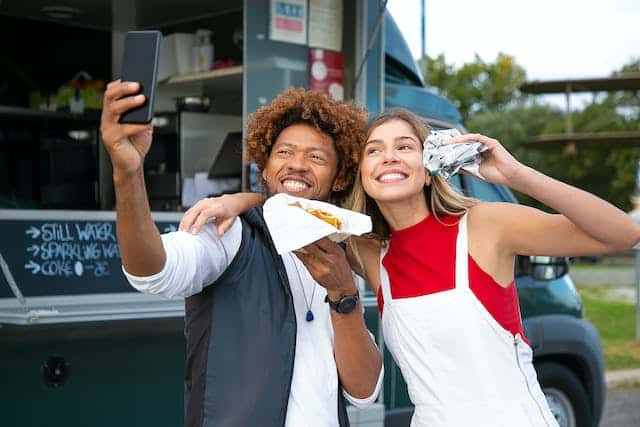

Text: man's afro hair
xmin=245 ymin=87 xmax=367 ymax=203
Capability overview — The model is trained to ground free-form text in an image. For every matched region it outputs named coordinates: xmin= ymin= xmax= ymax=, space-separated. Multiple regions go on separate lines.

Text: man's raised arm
xmin=100 ymin=80 xmax=165 ymax=276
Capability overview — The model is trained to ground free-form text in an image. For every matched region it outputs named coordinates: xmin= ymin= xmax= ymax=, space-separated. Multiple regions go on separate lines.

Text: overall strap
xmin=455 ymin=214 xmax=470 ymax=291
xmin=336 ymin=381 xmax=351 ymax=427
xmin=378 ymin=244 xmax=393 ymax=303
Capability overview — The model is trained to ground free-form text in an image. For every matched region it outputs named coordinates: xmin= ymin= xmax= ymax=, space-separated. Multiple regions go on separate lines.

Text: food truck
xmin=0 ymin=1 xmax=604 ymax=426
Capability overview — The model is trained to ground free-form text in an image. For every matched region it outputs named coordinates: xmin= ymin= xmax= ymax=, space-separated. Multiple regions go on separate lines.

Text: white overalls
xmin=379 ymin=215 xmax=559 ymax=426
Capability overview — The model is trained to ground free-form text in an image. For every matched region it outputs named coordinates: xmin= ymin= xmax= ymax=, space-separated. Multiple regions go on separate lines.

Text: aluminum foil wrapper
xmin=423 ymin=129 xmax=487 ymax=180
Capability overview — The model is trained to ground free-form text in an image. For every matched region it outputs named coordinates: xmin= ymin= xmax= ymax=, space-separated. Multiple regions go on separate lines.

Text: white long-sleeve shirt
xmin=124 ymin=218 xmax=383 ymax=426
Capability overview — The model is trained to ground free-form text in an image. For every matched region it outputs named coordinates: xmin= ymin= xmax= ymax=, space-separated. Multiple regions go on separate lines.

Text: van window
xmin=465 ymin=176 xmax=505 ymax=203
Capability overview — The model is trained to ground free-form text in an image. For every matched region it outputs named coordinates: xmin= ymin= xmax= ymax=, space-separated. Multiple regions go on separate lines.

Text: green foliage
xmin=578 ymin=287 xmax=640 ymax=370
xmin=422 ymin=54 xmax=640 ymax=212
xmin=419 ymin=53 xmax=526 ymax=121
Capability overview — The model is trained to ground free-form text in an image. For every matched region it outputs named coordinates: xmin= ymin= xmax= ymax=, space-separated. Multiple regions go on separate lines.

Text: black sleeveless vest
xmin=183 ymin=207 xmax=350 ymax=427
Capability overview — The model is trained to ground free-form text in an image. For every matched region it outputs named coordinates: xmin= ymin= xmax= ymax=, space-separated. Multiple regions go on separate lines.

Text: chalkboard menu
xmin=0 ymin=214 xmax=179 ymax=298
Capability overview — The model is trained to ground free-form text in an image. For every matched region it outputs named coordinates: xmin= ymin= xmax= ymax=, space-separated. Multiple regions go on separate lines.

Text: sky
xmin=387 ymin=0 xmax=640 ymax=106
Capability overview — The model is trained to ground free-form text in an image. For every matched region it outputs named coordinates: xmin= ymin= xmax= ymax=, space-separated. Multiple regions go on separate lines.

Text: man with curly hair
xmin=100 ymin=83 xmax=383 ymax=427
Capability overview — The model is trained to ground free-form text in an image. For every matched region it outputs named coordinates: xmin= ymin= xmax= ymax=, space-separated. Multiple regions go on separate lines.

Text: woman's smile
xmin=375 ymin=170 xmax=409 ymax=184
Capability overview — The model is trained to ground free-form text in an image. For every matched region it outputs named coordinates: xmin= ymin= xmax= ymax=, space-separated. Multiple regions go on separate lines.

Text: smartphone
xmin=118 ymin=30 xmax=163 ymax=124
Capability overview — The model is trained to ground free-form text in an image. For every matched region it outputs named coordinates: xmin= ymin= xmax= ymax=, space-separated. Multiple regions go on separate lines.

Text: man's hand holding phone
xmin=100 ymin=30 xmax=161 ymax=176
xmin=100 ymin=80 xmax=153 ymax=176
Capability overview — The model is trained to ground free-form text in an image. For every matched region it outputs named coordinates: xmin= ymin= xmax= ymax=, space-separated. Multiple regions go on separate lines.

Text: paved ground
xmin=601 ymin=387 xmax=640 ymax=426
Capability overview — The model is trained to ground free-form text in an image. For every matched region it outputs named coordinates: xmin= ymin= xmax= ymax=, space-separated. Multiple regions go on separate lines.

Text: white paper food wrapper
xmin=423 ymin=128 xmax=487 ymax=180
xmin=263 ymin=193 xmax=372 ymax=255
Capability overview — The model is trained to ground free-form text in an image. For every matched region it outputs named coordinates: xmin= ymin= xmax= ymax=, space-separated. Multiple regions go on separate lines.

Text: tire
xmin=536 ymin=362 xmax=593 ymax=427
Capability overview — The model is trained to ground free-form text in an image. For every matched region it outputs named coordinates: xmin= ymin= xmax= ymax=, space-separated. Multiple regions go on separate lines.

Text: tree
xmin=423 ymin=54 xmax=640 ymax=212
xmin=610 ymin=58 xmax=640 ymax=121
xmin=465 ymin=73 xmax=640 ymax=212
xmin=418 ymin=53 xmax=526 ymax=121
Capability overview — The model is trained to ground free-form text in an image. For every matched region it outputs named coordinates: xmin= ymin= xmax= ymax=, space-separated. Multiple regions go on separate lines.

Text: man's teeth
xmin=378 ymin=173 xmax=406 ymax=182
xmin=283 ymin=180 xmax=309 ymax=191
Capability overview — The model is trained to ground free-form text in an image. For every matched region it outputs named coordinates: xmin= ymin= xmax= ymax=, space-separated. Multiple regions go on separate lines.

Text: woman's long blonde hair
xmin=347 ymin=108 xmax=477 ymax=240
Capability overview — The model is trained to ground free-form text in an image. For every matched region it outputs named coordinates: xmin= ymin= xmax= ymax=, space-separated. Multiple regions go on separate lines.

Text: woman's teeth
xmin=378 ymin=173 xmax=406 ymax=183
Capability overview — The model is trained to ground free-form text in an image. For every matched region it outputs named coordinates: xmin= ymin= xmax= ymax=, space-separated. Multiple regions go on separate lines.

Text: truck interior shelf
xmin=162 ymin=65 xmax=243 ymax=89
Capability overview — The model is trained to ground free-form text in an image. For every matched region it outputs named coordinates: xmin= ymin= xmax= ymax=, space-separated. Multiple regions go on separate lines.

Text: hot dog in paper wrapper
xmin=263 ymin=193 xmax=372 ymax=254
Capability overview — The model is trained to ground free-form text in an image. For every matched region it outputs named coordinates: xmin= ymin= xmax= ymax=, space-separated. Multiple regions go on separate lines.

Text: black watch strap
xmin=324 ymin=291 xmax=360 ymax=314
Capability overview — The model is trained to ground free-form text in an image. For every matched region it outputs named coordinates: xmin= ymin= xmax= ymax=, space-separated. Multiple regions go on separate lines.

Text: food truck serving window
xmin=0 ymin=113 xmax=100 ymax=210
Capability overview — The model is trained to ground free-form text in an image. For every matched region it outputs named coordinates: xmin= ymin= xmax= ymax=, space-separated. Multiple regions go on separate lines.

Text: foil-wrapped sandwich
xmin=423 ymin=128 xmax=487 ymax=180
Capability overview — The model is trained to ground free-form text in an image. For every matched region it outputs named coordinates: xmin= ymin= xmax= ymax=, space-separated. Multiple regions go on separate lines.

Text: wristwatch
xmin=324 ymin=291 xmax=360 ymax=314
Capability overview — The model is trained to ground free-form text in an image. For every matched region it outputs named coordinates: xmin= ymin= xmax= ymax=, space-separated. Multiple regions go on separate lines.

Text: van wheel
xmin=536 ymin=362 xmax=592 ymax=427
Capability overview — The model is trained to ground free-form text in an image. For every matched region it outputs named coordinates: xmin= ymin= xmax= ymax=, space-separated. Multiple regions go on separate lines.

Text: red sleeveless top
xmin=378 ymin=214 xmax=527 ymax=340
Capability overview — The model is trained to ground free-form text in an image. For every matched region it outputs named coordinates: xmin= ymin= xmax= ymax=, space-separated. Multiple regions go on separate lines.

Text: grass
xmin=578 ymin=286 xmax=640 ymax=371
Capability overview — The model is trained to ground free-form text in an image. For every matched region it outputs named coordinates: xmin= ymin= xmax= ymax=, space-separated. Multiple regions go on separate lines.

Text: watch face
xmin=337 ymin=296 xmax=358 ymax=314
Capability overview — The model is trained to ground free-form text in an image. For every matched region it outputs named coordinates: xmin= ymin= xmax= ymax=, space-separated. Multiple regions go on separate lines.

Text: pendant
xmin=306 ymin=310 xmax=314 ymax=322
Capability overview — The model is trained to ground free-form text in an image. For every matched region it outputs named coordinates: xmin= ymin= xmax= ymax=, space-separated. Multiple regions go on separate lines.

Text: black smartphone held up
xmin=118 ymin=30 xmax=162 ymax=124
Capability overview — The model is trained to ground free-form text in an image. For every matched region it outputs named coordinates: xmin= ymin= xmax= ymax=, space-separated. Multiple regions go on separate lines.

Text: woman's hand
xmin=295 ymin=238 xmax=358 ymax=301
xmin=179 ymin=193 xmax=265 ymax=236
xmin=446 ymin=133 xmax=524 ymax=186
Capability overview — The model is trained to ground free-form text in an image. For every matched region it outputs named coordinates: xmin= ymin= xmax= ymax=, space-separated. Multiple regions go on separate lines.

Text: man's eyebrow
xmin=273 ymin=142 xmax=296 ymax=148
xmin=275 ymin=141 xmax=332 ymax=153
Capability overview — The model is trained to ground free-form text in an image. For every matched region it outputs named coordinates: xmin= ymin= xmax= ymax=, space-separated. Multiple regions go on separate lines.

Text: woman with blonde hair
xmin=344 ymin=107 xmax=639 ymax=426
xmin=181 ymin=107 xmax=640 ymax=426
